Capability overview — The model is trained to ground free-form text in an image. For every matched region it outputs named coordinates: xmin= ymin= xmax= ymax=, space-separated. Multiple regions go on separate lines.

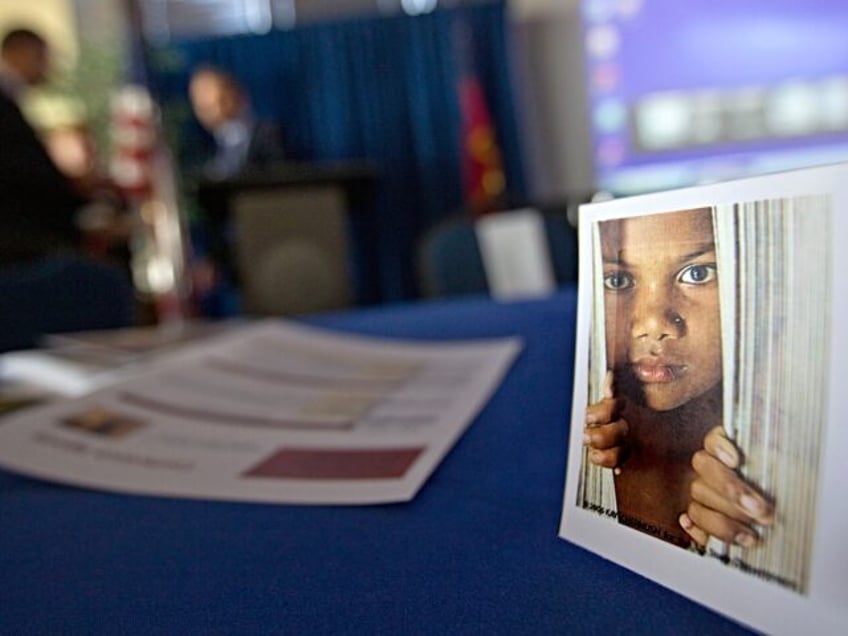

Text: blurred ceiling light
xmin=401 ymin=0 xmax=438 ymax=17
xmin=245 ymin=0 xmax=274 ymax=34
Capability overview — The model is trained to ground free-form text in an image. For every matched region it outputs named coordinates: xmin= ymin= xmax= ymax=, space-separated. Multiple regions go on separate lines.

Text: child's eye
xmin=677 ymin=263 xmax=717 ymax=285
xmin=603 ymin=271 xmax=634 ymax=291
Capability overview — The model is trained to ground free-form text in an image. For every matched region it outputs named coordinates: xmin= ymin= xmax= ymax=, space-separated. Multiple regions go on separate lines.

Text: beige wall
xmin=0 ymin=0 xmax=78 ymax=70
xmin=0 ymin=0 xmax=129 ymax=140
xmin=509 ymin=0 xmax=595 ymax=199
xmin=510 ymin=0 xmax=578 ymax=19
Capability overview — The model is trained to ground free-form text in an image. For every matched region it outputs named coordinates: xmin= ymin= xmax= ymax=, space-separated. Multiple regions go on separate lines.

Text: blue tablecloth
xmin=0 ymin=287 xmax=750 ymax=634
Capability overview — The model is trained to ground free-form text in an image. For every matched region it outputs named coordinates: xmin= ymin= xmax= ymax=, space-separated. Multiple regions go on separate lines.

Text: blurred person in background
xmin=0 ymin=27 xmax=87 ymax=265
xmin=183 ymin=66 xmax=287 ymax=317
xmin=0 ymin=27 xmax=135 ymax=350
xmin=188 ymin=65 xmax=285 ymax=180
xmin=43 ymin=120 xmax=135 ymax=265
xmin=0 ymin=27 xmax=132 ymax=267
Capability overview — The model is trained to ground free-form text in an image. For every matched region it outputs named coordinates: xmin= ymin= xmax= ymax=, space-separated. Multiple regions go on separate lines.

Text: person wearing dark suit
xmin=0 ymin=28 xmax=135 ymax=348
xmin=188 ymin=66 xmax=285 ymax=180
xmin=185 ymin=66 xmax=287 ymax=315
xmin=0 ymin=28 xmax=88 ymax=265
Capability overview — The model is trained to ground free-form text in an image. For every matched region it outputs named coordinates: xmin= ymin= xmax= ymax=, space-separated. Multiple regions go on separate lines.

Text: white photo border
xmin=559 ymin=162 xmax=848 ymax=635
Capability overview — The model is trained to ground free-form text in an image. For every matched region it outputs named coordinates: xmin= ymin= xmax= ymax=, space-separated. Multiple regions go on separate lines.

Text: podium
xmin=196 ymin=161 xmax=378 ymax=316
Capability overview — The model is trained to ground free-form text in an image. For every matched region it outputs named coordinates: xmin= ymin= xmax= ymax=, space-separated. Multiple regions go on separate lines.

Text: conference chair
xmin=415 ymin=208 xmax=578 ymax=299
xmin=0 ymin=256 xmax=136 ymax=353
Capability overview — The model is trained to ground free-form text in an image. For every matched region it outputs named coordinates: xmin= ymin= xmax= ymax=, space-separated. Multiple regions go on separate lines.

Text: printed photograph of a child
xmin=578 ymin=197 xmax=831 ymax=592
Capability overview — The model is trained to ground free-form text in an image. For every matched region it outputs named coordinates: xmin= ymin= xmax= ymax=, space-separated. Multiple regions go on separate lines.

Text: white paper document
xmin=559 ymin=162 xmax=848 ymax=635
xmin=0 ymin=321 xmax=521 ymax=505
xmin=0 ymin=321 xmax=241 ymax=397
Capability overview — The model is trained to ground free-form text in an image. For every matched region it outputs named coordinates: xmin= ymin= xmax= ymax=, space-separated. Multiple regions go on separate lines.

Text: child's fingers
xmin=690 ymin=477 xmax=756 ymax=524
xmin=691 ymin=449 xmax=774 ymax=526
xmin=583 ymin=417 xmax=628 ymax=450
xmin=686 ymin=500 xmax=761 ymax=548
xmin=602 ymin=369 xmax=614 ymax=399
xmin=585 ymin=396 xmax=623 ymax=427
xmin=584 ymin=372 xmax=626 ymax=467
xmin=587 ymin=445 xmax=625 ymax=469
xmin=703 ymin=425 xmax=740 ymax=469
xmin=678 ymin=512 xmax=709 ymax=547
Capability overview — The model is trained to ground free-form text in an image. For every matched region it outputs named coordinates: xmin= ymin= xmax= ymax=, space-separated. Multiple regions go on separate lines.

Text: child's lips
xmin=631 ymin=360 xmax=684 ymax=383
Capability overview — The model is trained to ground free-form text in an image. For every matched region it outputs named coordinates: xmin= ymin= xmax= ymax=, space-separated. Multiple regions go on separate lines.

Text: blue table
xmin=0 ymin=288 xmax=750 ymax=634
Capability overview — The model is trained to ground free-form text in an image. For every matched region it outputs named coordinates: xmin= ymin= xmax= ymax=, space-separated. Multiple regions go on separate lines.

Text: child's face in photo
xmin=600 ymin=208 xmax=722 ymax=411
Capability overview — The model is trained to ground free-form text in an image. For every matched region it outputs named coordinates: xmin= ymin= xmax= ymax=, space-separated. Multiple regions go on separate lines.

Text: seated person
xmin=184 ymin=66 xmax=287 ymax=316
xmin=188 ymin=65 xmax=285 ymax=180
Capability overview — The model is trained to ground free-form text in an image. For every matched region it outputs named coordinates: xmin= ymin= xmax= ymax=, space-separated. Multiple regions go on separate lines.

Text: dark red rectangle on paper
xmin=242 ymin=447 xmax=425 ymax=480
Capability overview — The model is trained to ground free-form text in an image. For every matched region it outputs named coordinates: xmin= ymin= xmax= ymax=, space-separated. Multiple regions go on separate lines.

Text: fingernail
xmin=603 ymin=371 xmax=614 ymax=399
xmin=716 ymin=446 xmax=735 ymax=467
xmin=582 ymin=432 xmax=590 ymax=445
xmin=715 ymin=436 xmax=738 ymax=466
xmin=740 ymin=493 xmax=765 ymax=517
xmin=735 ymin=532 xmax=756 ymax=548
xmin=586 ymin=413 xmax=598 ymax=425
xmin=679 ymin=513 xmax=692 ymax=530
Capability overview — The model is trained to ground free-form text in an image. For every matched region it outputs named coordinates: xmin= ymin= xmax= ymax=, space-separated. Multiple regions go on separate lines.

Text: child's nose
xmin=630 ymin=285 xmax=684 ymax=341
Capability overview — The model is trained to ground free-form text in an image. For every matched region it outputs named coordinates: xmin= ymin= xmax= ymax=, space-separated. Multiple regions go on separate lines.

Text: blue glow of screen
xmin=583 ymin=0 xmax=848 ymax=194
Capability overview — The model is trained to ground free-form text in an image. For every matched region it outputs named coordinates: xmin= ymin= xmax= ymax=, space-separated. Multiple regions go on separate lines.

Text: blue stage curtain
xmin=147 ymin=1 xmax=525 ymax=302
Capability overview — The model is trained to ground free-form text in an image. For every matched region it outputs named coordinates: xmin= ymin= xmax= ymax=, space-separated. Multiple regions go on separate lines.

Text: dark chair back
xmin=0 ymin=257 xmax=135 ymax=353
xmin=416 ymin=211 xmax=578 ymax=298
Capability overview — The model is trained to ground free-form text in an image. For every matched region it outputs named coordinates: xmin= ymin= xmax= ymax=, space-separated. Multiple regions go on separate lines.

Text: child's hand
xmin=679 ymin=426 xmax=775 ymax=548
xmin=584 ymin=371 xmax=629 ymax=469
